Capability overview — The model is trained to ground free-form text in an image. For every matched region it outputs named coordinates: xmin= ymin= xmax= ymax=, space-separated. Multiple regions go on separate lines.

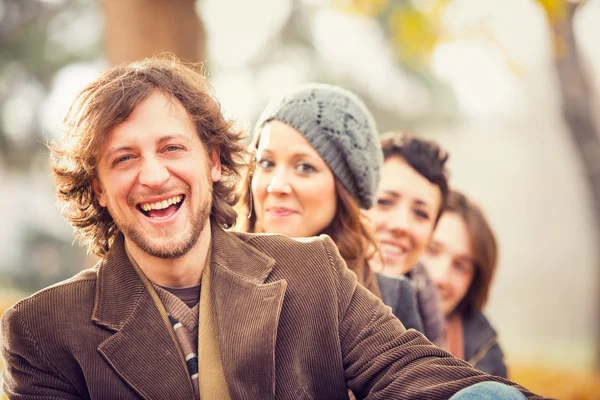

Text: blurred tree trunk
xmin=547 ymin=1 xmax=600 ymax=369
xmin=102 ymin=0 xmax=206 ymax=65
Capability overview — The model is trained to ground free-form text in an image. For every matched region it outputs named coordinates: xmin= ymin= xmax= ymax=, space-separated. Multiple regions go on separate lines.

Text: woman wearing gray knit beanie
xmin=236 ymin=83 xmax=424 ymax=334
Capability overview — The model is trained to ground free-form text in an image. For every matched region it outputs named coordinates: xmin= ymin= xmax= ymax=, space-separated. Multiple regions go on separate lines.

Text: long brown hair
xmin=446 ymin=190 xmax=498 ymax=316
xmin=236 ymin=131 xmax=382 ymax=298
xmin=49 ymin=56 xmax=247 ymax=257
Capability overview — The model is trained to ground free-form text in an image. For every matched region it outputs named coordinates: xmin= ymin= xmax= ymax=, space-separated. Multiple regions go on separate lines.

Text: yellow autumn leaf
xmin=536 ymin=0 xmax=567 ymax=23
xmin=334 ymin=0 xmax=388 ymax=17
xmin=388 ymin=7 xmax=440 ymax=65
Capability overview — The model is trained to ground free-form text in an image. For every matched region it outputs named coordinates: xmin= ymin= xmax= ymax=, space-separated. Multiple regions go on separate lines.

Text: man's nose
xmin=138 ymin=157 xmax=170 ymax=188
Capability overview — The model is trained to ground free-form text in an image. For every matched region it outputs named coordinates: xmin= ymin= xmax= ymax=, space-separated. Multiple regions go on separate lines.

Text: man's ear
xmin=91 ymin=179 xmax=107 ymax=207
xmin=210 ymin=148 xmax=222 ymax=183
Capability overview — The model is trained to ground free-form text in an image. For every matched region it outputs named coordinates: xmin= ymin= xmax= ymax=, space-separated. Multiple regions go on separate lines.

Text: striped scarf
xmin=152 ymin=284 xmax=200 ymax=399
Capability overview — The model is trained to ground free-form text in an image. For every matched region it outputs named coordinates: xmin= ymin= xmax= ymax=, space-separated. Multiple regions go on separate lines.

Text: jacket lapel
xmin=209 ymin=224 xmax=287 ymax=400
xmin=92 ymin=234 xmax=195 ymax=400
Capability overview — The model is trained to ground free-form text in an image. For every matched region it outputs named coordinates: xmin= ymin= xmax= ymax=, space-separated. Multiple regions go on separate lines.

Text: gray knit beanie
xmin=254 ymin=83 xmax=382 ymax=209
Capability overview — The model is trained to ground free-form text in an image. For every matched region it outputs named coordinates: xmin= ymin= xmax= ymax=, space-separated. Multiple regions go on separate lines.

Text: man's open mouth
xmin=137 ymin=195 xmax=185 ymax=220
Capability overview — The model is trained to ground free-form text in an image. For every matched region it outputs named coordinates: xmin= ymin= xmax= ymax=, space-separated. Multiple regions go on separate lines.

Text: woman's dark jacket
xmin=463 ymin=311 xmax=507 ymax=378
xmin=376 ymin=273 xmax=424 ymax=333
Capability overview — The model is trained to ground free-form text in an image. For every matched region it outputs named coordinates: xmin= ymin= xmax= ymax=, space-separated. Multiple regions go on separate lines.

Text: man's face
xmin=92 ymin=91 xmax=221 ymax=259
xmin=366 ymin=156 xmax=441 ymax=275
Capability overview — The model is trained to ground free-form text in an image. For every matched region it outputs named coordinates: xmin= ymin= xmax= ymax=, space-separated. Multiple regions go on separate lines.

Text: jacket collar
xmin=206 ymin=222 xmax=287 ymax=399
xmin=91 ymin=233 xmax=146 ymax=331
xmin=210 ymin=221 xmax=276 ymax=282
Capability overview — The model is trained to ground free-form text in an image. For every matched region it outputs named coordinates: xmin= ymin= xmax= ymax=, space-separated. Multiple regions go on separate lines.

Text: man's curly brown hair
xmin=49 ymin=56 xmax=247 ymax=257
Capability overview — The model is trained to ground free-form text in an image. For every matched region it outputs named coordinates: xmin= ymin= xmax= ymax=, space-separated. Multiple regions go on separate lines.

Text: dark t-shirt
xmin=157 ymin=284 xmax=201 ymax=308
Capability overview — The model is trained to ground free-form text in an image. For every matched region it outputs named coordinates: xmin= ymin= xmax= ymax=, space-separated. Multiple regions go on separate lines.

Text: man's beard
xmin=111 ymin=187 xmax=212 ymax=259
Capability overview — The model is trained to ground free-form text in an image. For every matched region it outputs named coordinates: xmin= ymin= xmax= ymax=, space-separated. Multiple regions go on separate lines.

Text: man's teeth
xmin=140 ymin=195 xmax=183 ymax=212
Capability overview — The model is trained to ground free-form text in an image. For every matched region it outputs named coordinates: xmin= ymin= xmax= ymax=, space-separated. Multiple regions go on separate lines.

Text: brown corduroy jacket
xmin=1 ymin=223 xmax=544 ymax=399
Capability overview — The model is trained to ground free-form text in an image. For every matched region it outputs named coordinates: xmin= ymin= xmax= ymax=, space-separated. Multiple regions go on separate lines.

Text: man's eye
xmin=163 ymin=145 xmax=185 ymax=153
xmin=114 ymin=155 xmax=132 ymax=165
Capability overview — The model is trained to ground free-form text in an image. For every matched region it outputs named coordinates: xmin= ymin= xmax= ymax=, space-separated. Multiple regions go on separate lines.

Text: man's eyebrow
xmin=104 ymin=146 xmax=135 ymax=162
xmin=156 ymin=133 xmax=191 ymax=145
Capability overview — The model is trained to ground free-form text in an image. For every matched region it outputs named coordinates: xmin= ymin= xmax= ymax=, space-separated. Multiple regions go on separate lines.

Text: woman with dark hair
xmin=236 ymin=83 xmax=424 ymax=333
xmin=421 ymin=190 xmax=507 ymax=377
xmin=366 ymin=132 xmax=449 ymax=347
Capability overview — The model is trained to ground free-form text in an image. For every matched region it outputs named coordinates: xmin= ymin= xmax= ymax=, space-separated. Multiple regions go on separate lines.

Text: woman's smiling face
xmin=251 ymin=120 xmax=337 ymax=238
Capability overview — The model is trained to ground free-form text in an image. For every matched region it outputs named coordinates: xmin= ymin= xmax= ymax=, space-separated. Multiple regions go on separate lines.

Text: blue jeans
xmin=450 ymin=382 xmax=527 ymax=399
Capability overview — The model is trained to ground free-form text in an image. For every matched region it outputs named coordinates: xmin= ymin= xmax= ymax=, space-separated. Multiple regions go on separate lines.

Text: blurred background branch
xmin=541 ymin=0 xmax=600 ymax=371
xmin=103 ymin=0 xmax=205 ymax=65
